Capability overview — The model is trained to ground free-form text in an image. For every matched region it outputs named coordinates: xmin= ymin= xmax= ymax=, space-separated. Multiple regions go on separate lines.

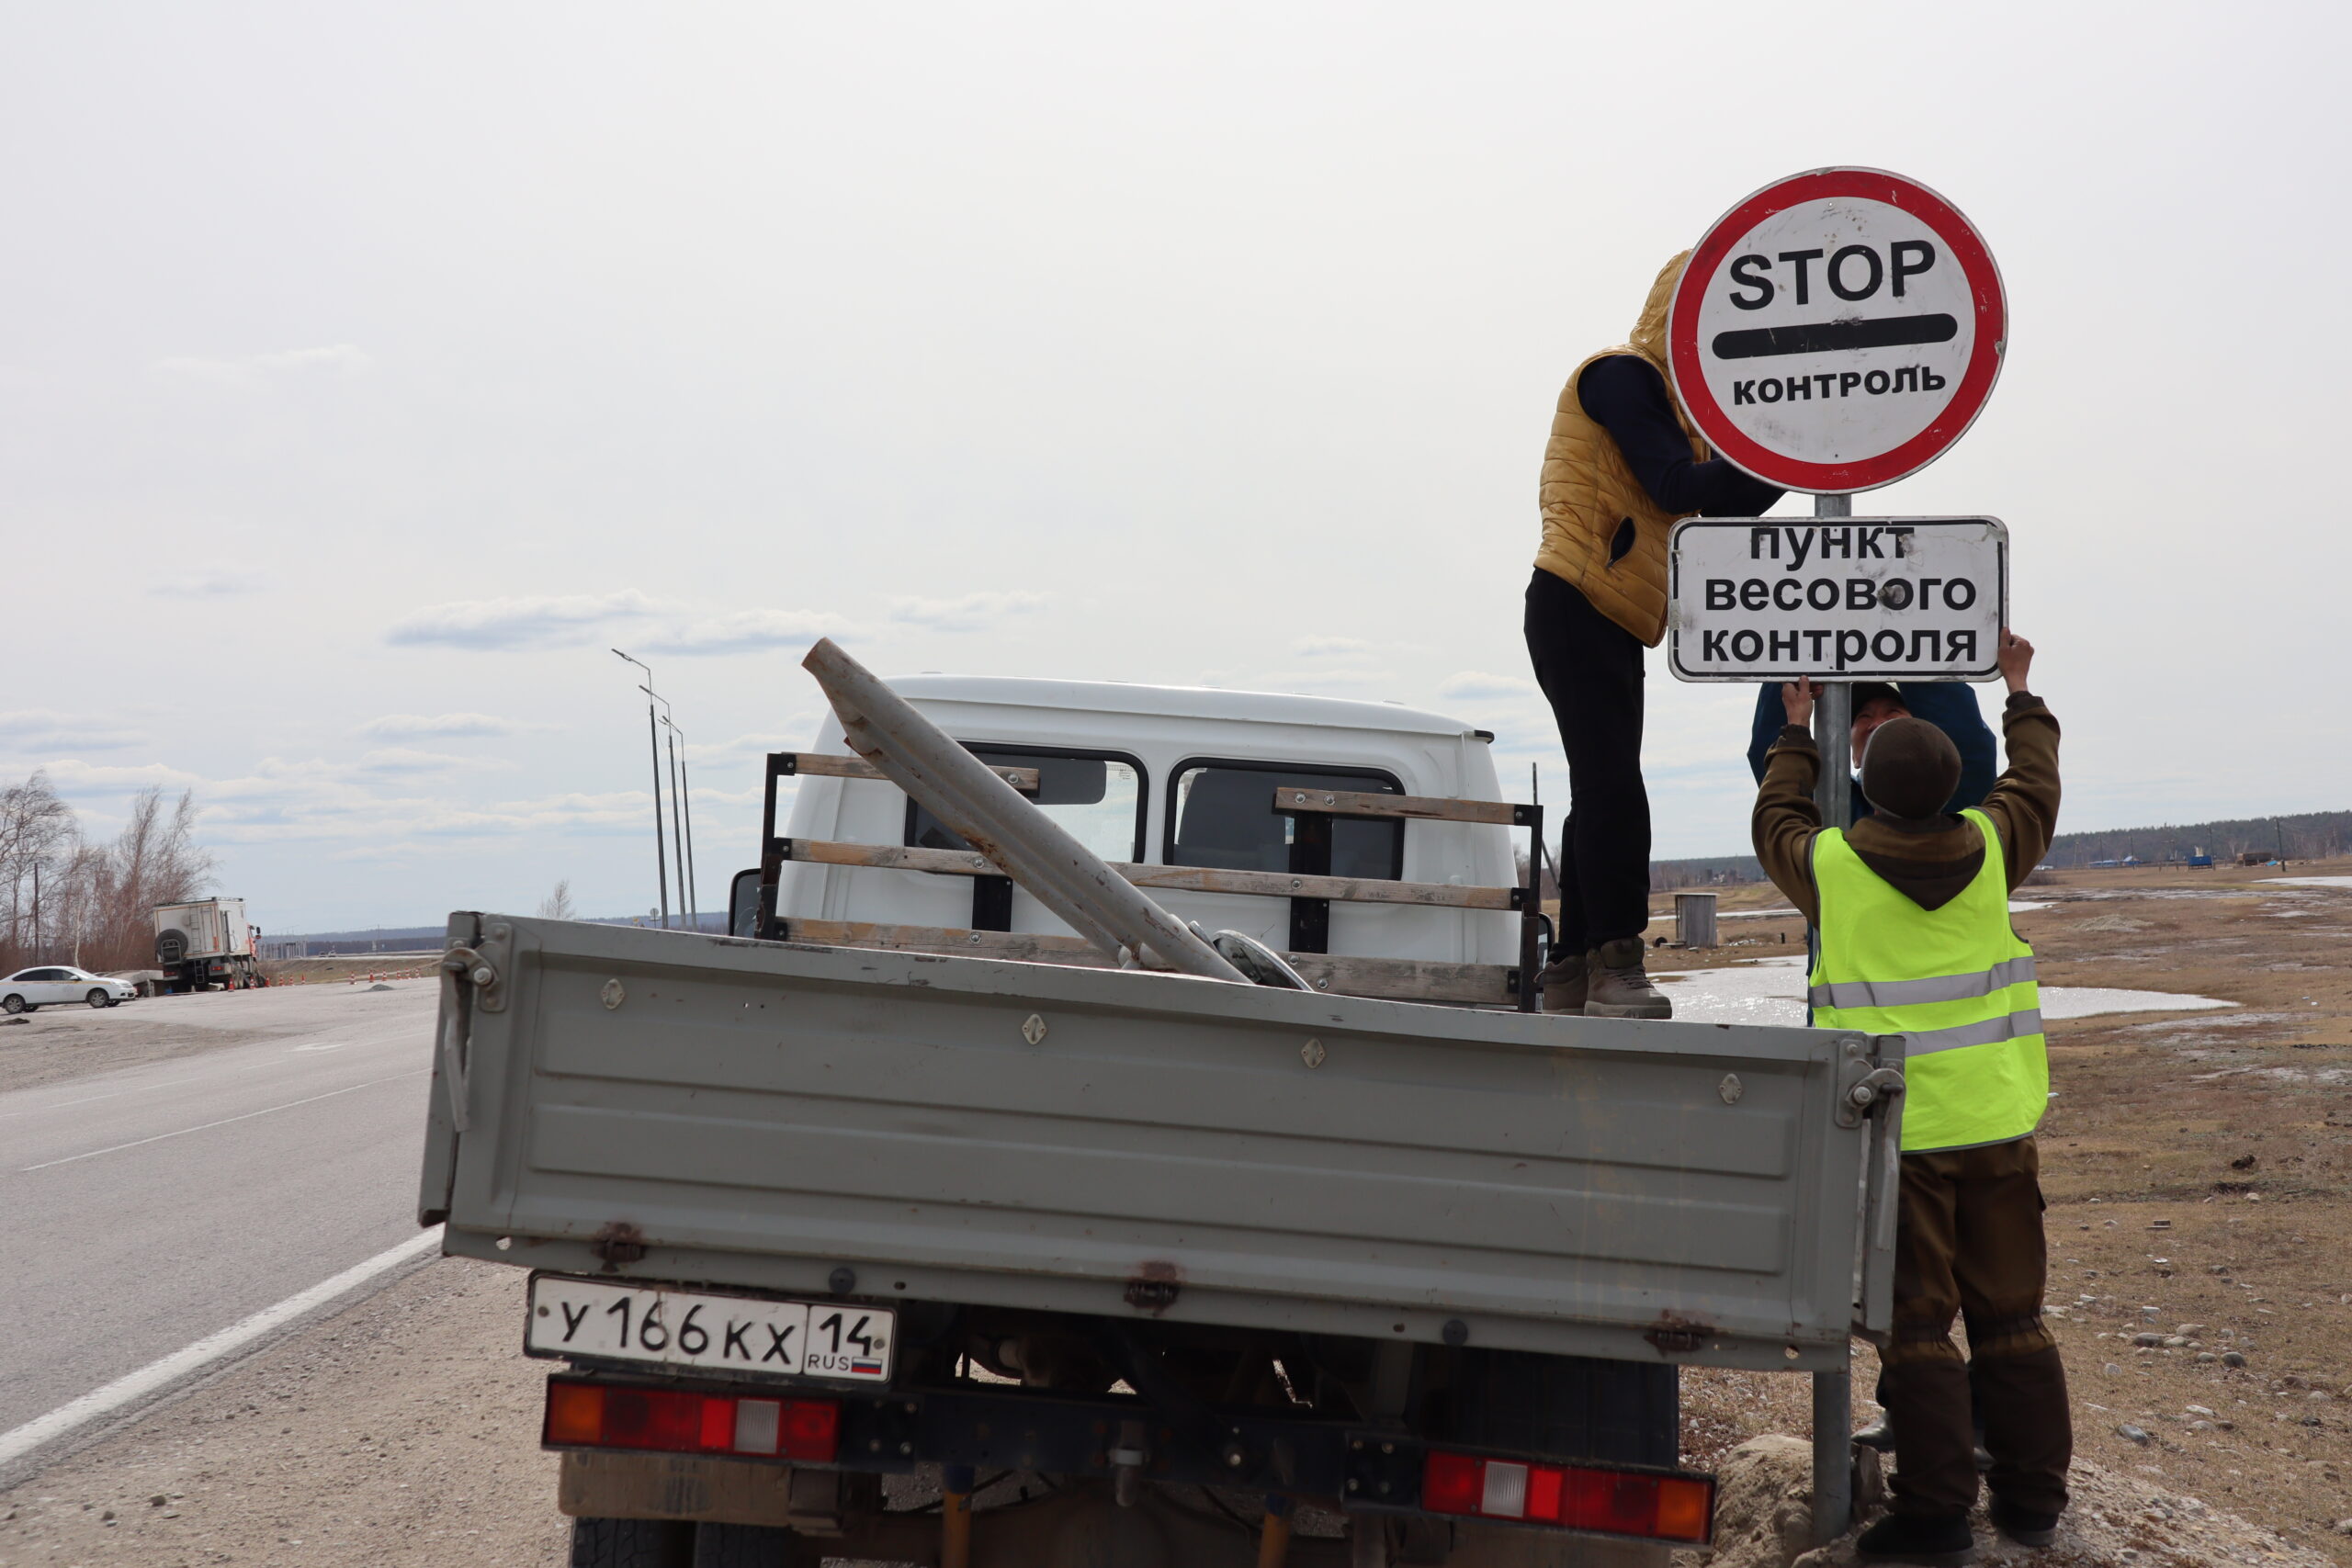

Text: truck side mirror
xmin=729 ymin=869 xmax=763 ymax=939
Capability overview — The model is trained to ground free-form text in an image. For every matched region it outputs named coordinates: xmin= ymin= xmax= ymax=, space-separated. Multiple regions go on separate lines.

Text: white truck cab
xmin=768 ymin=676 xmax=1529 ymax=988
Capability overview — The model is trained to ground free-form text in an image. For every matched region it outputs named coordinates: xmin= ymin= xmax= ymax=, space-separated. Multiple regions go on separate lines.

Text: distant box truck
xmin=152 ymin=898 xmax=264 ymax=993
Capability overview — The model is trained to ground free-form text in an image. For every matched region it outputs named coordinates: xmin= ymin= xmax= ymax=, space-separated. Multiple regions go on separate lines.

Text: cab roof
xmin=886 ymin=675 xmax=1482 ymax=739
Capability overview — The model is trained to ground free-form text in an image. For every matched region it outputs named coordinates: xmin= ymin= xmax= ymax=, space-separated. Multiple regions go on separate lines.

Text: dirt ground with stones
xmin=2 ymin=863 xmax=2346 ymax=1565
xmin=1674 ymin=859 xmax=2352 ymax=1565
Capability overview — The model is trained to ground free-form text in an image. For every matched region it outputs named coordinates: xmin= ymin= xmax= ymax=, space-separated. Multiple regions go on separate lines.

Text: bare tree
xmin=0 ymin=779 xmax=214 ymax=972
xmin=537 ymin=878 xmax=579 ymax=921
xmin=0 ymin=773 xmax=75 ymax=972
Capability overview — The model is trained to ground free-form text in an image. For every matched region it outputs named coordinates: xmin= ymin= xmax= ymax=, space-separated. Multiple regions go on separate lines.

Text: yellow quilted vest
xmin=1534 ymin=252 xmax=1709 ymax=648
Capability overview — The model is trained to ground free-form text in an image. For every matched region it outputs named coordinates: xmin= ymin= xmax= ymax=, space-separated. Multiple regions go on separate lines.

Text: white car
xmin=1 ymin=966 xmax=139 ymax=1012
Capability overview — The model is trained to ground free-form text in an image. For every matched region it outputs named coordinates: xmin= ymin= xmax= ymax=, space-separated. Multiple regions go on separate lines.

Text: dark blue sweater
xmin=1577 ymin=355 xmax=1784 ymax=517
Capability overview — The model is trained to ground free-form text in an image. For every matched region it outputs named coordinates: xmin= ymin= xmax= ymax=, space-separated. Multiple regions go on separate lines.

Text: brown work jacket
xmin=1751 ymin=693 xmax=2062 ymax=927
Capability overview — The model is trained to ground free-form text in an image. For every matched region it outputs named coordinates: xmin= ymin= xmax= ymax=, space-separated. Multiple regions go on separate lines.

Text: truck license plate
xmin=526 ymin=1275 xmax=895 ymax=1384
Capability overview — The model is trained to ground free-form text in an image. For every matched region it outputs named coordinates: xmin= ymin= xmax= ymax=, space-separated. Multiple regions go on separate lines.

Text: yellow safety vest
xmin=1811 ymin=809 xmax=2048 ymax=1154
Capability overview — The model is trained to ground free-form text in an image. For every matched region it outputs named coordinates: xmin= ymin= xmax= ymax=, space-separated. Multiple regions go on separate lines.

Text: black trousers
xmin=1522 ymin=569 xmax=1649 ymax=951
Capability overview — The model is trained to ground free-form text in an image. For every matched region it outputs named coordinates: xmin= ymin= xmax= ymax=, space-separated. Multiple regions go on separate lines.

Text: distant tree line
xmin=1650 ymin=856 xmax=1762 ymax=892
xmin=2041 ymin=809 xmax=2350 ymax=867
xmin=0 ymin=773 xmax=213 ymax=975
xmin=1644 ymin=807 xmax=2351 ymax=891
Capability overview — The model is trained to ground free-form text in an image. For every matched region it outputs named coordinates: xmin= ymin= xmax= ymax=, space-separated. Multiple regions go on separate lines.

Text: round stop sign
xmin=1668 ymin=168 xmax=2006 ymax=493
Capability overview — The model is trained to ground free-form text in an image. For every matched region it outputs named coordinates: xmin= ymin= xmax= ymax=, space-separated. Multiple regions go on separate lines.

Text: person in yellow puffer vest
xmin=1527 ymin=252 xmax=1782 ymax=1016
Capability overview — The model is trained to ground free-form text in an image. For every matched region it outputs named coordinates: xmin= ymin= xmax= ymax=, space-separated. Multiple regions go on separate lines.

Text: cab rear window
xmin=1165 ymin=762 xmax=1403 ymax=880
xmin=907 ymin=747 xmax=1147 ymax=863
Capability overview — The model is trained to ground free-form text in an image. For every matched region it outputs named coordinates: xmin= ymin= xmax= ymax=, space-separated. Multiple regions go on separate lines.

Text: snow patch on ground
xmin=1655 ymin=956 xmax=2233 ymax=1027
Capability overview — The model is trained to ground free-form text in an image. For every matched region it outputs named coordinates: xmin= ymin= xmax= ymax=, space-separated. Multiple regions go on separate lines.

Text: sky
xmin=4 ymin=1 xmax=2346 ymax=932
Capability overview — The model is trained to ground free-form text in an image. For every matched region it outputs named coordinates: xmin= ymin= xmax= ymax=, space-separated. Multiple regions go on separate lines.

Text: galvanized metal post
xmin=1812 ymin=493 xmax=1854 ymax=831
xmin=1808 ymin=489 xmax=1854 ymax=1544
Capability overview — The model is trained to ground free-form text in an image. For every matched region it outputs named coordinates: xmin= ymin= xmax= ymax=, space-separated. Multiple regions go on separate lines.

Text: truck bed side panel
xmin=434 ymin=917 xmax=1878 ymax=1371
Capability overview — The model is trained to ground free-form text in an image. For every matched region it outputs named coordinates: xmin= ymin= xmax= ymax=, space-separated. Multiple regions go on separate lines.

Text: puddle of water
xmin=1655 ymin=955 xmax=2233 ymax=1027
xmin=1660 ymin=898 xmax=2046 ymax=927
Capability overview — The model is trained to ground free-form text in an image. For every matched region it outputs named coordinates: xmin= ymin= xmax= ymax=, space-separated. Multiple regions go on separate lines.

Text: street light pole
xmin=655 ymin=705 xmax=689 ymax=928
xmin=662 ymin=714 xmax=701 ymax=929
xmin=613 ymin=649 xmax=671 ymax=931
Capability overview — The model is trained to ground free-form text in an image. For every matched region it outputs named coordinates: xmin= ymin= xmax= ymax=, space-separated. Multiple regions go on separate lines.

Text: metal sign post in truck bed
xmin=1666 ymin=168 xmax=2007 ymax=1542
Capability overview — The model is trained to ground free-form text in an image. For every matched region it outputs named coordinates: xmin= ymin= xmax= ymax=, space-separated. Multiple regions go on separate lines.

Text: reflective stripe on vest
xmin=1811 ymin=809 xmax=2049 ymax=1154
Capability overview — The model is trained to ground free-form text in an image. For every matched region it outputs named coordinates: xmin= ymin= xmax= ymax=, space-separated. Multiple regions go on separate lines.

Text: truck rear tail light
xmin=542 ymin=1378 xmax=840 ymax=1463
xmin=1420 ymin=1450 xmax=1713 ymax=1544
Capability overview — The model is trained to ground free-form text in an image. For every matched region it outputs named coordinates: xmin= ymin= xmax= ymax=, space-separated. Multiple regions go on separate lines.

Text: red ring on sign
xmin=1668 ymin=168 xmax=2006 ymax=493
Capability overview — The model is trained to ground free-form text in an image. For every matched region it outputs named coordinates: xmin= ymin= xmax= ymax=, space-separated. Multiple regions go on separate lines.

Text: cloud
xmin=386 ymin=590 xmax=670 ymax=650
xmin=37 ymin=759 xmax=205 ymax=792
xmin=637 ymin=609 xmax=854 ymax=656
xmin=151 ymin=344 xmax=374 ymax=389
xmin=152 ymin=571 xmax=263 ymax=599
xmin=1193 ymin=665 xmax=1398 ymax=695
xmin=0 ymin=710 xmax=146 ymax=753
xmin=1293 ymin=636 xmax=1374 ymax=659
xmin=684 ymin=729 xmax=811 ymax=763
xmin=356 ymin=749 xmax=518 ymax=775
xmin=1437 ymin=671 xmax=1544 ymax=703
xmin=888 ymin=591 xmax=1046 ymax=633
xmin=356 ymin=712 xmax=554 ymax=739
xmin=387 ymin=593 xmax=856 ymax=655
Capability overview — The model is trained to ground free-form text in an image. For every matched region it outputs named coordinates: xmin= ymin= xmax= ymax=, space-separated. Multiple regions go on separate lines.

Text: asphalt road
xmin=0 ymin=979 xmax=442 ymax=1478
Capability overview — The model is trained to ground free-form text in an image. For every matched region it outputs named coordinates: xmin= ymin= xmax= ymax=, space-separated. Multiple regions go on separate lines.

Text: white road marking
xmin=0 ymin=1077 xmax=218 ymax=1120
xmin=19 ymin=1069 xmax=427 ymax=1171
xmin=0 ymin=1228 xmax=443 ymax=1471
xmin=0 ymin=1030 xmax=412 ymax=1121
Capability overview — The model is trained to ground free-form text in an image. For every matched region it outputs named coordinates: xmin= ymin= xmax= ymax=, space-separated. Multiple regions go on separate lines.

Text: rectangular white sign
xmin=1668 ymin=516 xmax=2006 ymax=682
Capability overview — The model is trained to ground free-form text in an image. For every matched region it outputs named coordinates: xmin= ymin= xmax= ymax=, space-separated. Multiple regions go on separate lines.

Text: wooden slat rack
xmin=753 ymin=751 xmax=1545 ymax=1010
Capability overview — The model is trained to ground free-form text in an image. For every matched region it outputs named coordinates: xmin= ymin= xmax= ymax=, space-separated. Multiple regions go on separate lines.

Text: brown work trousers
xmin=1882 ymin=1136 xmax=2071 ymax=1518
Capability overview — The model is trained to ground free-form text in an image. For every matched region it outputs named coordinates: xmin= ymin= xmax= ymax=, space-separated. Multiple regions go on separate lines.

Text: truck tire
xmin=691 ymin=1523 xmax=821 ymax=1566
xmin=569 ymin=1517 xmax=694 ymax=1568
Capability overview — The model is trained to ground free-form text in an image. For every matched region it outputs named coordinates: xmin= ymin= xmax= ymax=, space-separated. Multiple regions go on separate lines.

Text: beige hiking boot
xmin=1583 ymin=937 xmax=1672 ymax=1019
xmin=1535 ymin=953 xmax=1588 ymax=1014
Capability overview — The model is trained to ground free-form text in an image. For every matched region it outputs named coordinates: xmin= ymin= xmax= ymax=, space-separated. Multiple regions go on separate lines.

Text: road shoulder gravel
xmin=0 ymin=1255 xmax=565 ymax=1568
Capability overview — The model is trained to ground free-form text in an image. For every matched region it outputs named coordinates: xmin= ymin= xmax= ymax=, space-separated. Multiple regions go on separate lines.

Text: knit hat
xmin=1857 ymin=716 xmax=1961 ymax=821
xmin=1849 ymin=681 xmax=1905 ymax=713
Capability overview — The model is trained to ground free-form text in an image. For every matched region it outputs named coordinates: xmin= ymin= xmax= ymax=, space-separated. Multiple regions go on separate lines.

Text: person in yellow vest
xmin=1753 ymin=632 xmax=2066 ymax=1562
xmin=1530 ymin=252 xmax=1785 ymax=1015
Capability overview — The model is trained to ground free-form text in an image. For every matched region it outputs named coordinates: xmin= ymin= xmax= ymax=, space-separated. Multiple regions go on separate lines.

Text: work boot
xmin=1986 ymin=1497 xmax=2061 ymax=1549
xmin=1536 ymin=954 xmax=1588 ymax=1014
xmin=1855 ymin=1512 xmax=1976 ymax=1566
xmin=1583 ymin=939 xmax=1672 ymax=1019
